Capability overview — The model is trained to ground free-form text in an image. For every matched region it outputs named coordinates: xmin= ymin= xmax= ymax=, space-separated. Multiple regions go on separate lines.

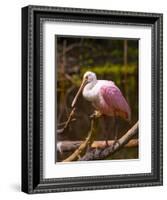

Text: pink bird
xmin=72 ymin=71 xmax=131 ymax=146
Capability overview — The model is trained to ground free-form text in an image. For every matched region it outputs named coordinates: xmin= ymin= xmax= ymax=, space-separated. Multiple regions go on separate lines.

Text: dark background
xmin=56 ymin=36 xmax=138 ymax=161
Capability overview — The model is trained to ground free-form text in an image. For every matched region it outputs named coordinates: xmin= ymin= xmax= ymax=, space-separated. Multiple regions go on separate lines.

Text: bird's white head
xmin=71 ymin=71 xmax=97 ymax=108
xmin=83 ymin=71 xmax=97 ymax=83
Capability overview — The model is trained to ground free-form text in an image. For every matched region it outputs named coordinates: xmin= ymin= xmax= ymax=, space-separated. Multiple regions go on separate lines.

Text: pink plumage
xmin=71 ymin=71 xmax=131 ymax=146
xmin=96 ymin=83 xmax=131 ymax=121
xmin=72 ymin=71 xmax=131 ymax=122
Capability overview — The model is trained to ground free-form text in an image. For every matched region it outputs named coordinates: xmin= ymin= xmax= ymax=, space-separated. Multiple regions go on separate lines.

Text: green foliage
xmin=81 ymin=64 xmax=137 ymax=76
xmin=58 ymin=64 xmax=138 ymax=89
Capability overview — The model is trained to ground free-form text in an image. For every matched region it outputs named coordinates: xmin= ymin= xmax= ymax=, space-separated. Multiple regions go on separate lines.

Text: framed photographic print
xmin=22 ymin=5 xmax=163 ymax=194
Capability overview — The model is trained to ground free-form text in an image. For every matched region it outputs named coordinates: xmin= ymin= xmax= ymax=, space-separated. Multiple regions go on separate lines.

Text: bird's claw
xmin=95 ymin=110 xmax=102 ymax=118
xmin=90 ymin=110 xmax=102 ymax=119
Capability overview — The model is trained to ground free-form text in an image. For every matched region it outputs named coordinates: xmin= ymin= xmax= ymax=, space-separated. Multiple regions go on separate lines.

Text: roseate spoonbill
xmin=72 ymin=71 xmax=131 ymax=147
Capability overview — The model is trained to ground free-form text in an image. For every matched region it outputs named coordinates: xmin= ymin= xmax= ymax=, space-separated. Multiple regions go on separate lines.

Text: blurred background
xmin=56 ymin=36 xmax=138 ymax=161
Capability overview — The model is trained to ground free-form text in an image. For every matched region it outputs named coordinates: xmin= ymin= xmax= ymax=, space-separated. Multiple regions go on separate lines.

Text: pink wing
xmin=100 ymin=84 xmax=131 ymax=121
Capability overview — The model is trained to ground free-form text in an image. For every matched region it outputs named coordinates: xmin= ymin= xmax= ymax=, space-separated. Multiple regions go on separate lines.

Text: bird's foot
xmin=94 ymin=110 xmax=102 ymax=118
xmin=90 ymin=110 xmax=102 ymax=119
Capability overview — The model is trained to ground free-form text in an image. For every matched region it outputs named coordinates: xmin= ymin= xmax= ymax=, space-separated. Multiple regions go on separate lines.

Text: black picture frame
xmin=22 ymin=5 xmax=163 ymax=194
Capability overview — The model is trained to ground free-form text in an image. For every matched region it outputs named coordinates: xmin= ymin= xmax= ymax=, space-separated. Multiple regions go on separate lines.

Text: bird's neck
xmin=82 ymin=80 xmax=97 ymax=101
xmin=85 ymin=80 xmax=97 ymax=90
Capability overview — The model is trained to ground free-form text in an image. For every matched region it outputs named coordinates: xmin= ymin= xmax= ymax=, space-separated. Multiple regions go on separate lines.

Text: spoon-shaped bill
xmin=71 ymin=78 xmax=87 ymax=108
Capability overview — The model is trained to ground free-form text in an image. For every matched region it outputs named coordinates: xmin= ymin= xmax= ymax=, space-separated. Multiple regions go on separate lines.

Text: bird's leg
xmin=114 ymin=116 xmax=118 ymax=141
xmin=100 ymin=115 xmax=109 ymax=147
xmin=112 ymin=116 xmax=120 ymax=149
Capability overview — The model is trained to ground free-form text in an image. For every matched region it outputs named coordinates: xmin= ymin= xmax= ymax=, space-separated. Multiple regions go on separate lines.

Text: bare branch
xmin=64 ymin=73 xmax=79 ymax=86
xmin=65 ymin=43 xmax=82 ymax=53
xmin=58 ymin=118 xmax=76 ymax=127
xmin=58 ymin=108 xmax=76 ymax=134
xmin=79 ymin=121 xmax=138 ymax=161
xmin=58 ymin=139 xmax=138 ymax=152
xmin=63 ymin=113 xmax=99 ymax=162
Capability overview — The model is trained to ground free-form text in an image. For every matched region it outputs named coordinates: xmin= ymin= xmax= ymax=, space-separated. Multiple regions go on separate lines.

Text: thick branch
xmin=57 ymin=108 xmax=76 ymax=134
xmin=57 ymin=139 xmax=138 ymax=152
xmin=79 ymin=121 xmax=138 ymax=161
xmin=63 ymin=114 xmax=98 ymax=162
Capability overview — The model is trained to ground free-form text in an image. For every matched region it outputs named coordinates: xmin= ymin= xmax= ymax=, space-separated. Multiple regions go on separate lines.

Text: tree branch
xmin=79 ymin=121 xmax=138 ymax=161
xmin=63 ymin=113 xmax=98 ymax=162
xmin=57 ymin=108 xmax=76 ymax=134
xmin=57 ymin=139 xmax=138 ymax=152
